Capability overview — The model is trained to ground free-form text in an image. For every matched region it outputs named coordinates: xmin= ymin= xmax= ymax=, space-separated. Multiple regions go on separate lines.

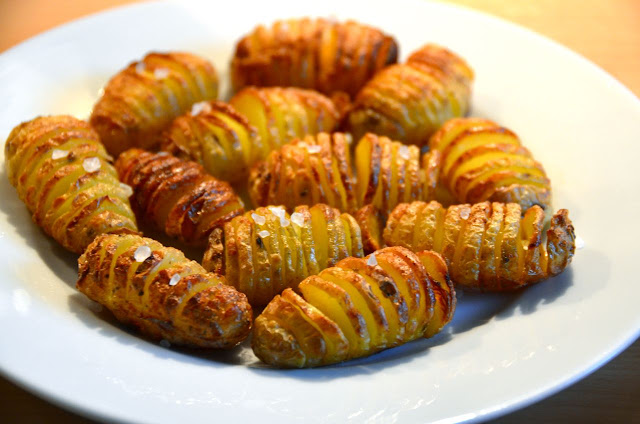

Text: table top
xmin=1 ymin=1 xmax=638 ymax=423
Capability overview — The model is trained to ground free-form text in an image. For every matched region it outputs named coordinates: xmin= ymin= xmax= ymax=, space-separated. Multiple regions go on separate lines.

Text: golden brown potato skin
xmin=231 ymin=18 xmax=398 ymax=96
xmin=91 ymin=52 xmax=218 ymax=156
xmin=249 ymin=132 xmax=357 ymax=213
xmin=383 ymin=201 xmax=575 ymax=291
xmin=348 ymin=44 xmax=473 ymax=147
xmin=159 ymin=101 xmax=260 ymax=183
xmin=4 ymin=116 xmax=138 ymax=254
xmin=115 ymin=149 xmax=244 ymax=246
xmin=202 ymin=204 xmax=363 ymax=306
xmin=252 ymin=246 xmax=455 ymax=367
xmin=429 ymin=117 xmax=551 ymax=210
xmin=230 ymin=86 xmax=341 ymax=152
xmin=77 ymin=234 xmax=252 ymax=348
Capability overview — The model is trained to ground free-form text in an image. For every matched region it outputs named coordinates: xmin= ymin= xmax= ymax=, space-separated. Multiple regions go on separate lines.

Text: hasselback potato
xmin=4 ymin=115 xmax=138 ymax=254
xmin=249 ymin=132 xmax=356 ymax=212
xmin=230 ymin=18 xmax=398 ymax=96
xmin=91 ymin=52 xmax=218 ymax=156
xmin=383 ymin=201 xmax=575 ymax=291
xmin=230 ymin=86 xmax=341 ymax=153
xmin=202 ymin=203 xmax=363 ymax=306
xmin=348 ymin=44 xmax=473 ymax=147
xmin=115 ymin=149 xmax=244 ymax=246
xmin=252 ymin=246 xmax=455 ymax=367
xmin=429 ymin=118 xmax=551 ymax=210
xmin=77 ymin=234 xmax=252 ymax=348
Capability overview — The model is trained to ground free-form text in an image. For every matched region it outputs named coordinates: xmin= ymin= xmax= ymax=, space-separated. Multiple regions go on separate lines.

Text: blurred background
xmin=0 ymin=0 xmax=638 ymax=423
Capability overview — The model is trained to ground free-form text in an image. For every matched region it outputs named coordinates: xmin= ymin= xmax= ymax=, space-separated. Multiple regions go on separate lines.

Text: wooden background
xmin=0 ymin=0 xmax=638 ymax=422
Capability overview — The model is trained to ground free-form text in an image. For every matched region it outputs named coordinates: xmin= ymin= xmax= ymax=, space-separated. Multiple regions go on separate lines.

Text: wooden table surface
xmin=0 ymin=0 xmax=638 ymax=423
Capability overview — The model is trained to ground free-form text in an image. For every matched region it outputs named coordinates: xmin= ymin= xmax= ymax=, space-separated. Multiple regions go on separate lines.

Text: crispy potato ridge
xmin=115 ymin=149 xmax=244 ymax=246
xmin=91 ymin=52 xmax=218 ymax=156
xmin=231 ymin=18 xmax=398 ymax=96
xmin=230 ymin=86 xmax=340 ymax=153
xmin=355 ymin=133 xmax=433 ymax=217
xmin=202 ymin=204 xmax=364 ymax=307
xmin=384 ymin=201 xmax=575 ymax=291
xmin=252 ymin=246 xmax=455 ymax=367
xmin=160 ymin=101 xmax=260 ymax=183
xmin=77 ymin=234 xmax=252 ymax=348
xmin=249 ymin=132 xmax=356 ymax=212
xmin=348 ymin=44 xmax=473 ymax=147
xmin=429 ymin=117 xmax=552 ymax=210
xmin=4 ymin=115 xmax=138 ymax=254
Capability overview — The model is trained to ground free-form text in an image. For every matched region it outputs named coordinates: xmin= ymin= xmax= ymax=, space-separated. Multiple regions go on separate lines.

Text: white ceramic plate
xmin=1 ymin=1 xmax=639 ymax=423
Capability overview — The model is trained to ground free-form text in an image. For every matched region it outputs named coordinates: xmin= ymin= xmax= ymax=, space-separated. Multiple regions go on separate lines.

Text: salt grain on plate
xmin=575 ymin=236 xmax=585 ymax=250
xmin=290 ymin=212 xmax=305 ymax=227
xmin=306 ymin=144 xmax=322 ymax=154
xmin=251 ymin=213 xmax=266 ymax=225
xmin=258 ymin=230 xmax=270 ymax=238
xmin=119 ymin=182 xmax=133 ymax=197
xmin=367 ymin=253 xmax=378 ymax=266
xmin=134 ymin=245 xmax=151 ymax=262
xmin=135 ymin=61 xmax=146 ymax=74
xmin=190 ymin=101 xmax=212 ymax=116
xmin=460 ymin=208 xmax=470 ymax=220
xmin=169 ymin=274 xmax=181 ymax=286
xmin=159 ymin=339 xmax=171 ymax=348
xmin=398 ymin=145 xmax=410 ymax=160
xmin=51 ymin=149 xmax=69 ymax=160
xmin=82 ymin=157 xmax=101 ymax=173
xmin=153 ymin=68 xmax=170 ymax=79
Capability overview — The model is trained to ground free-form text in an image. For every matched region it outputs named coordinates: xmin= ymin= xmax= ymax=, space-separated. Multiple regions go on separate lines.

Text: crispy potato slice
xmin=416 ymin=251 xmax=456 ymax=338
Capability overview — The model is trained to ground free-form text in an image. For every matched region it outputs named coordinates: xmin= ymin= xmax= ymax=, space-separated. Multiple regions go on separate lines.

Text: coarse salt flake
xmin=268 ymin=206 xmax=286 ymax=219
xmin=82 ymin=157 xmax=101 ymax=173
xmin=154 ymin=68 xmax=170 ymax=79
xmin=159 ymin=339 xmax=171 ymax=348
xmin=134 ymin=245 xmax=152 ymax=262
xmin=169 ymin=274 xmax=181 ymax=286
xmin=460 ymin=209 xmax=470 ymax=220
xmin=398 ymin=145 xmax=410 ymax=160
xmin=51 ymin=149 xmax=69 ymax=160
xmin=119 ymin=182 xmax=133 ymax=197
xmin=367 ymin=253 xmax=378 ymax=266
xmin=135 ymin=61 xmax=146 ymax=74
xmin=258 ymin=230 xmax=270 ymax=238
xmin=251 ymin=213 xmax=266 ymax=225
xmin=190 ymin=101 xmax=212 ymax=116
xmin=290 ymin=212 xmax=305 ymax=227
xmin=280 ymin=217 xmax=290 ymax=227
xmin=306 ymin=144 xmax=322 ymax=154
xmin=575 ymin=236 xmax=585 ymax=250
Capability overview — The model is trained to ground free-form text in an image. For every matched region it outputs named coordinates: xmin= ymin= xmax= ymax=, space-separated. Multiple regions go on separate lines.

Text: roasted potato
xmin=249 ymin=133 xmax=357 ymax=212
xmin=230 ymin=86 xmax=341 ymax=153
xmin=91 ymin=52 xmax=218 ymax=156
xmin=348 ymin=44 xmax=473 ymax=147
xmin=115 ymin=149 xmax=244 ymax=246
xmin=77 ymin=234 xmax=252 ymax=348
xmin=355 ymin=133 xmax=432 ymax=217
xmin=252 ymin=246 xmax=455 ymax=367
xmin=4 ymin=116 xmax=138 ymax=254
xmin=383 ymin=201 xmax=575 ymax=291
xmin=202 ymin=203 xmax=363 ymax=306
xmin=231 ymin=18 xmax=398 ymax=96
xmin=429 ymin=117 xmax=551 ymax=210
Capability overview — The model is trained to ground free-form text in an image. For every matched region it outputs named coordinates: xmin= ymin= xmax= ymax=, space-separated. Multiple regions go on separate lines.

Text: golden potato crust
xmin=202 ymin=204 xmax=364 ymax=306
xmin=91 ymin=52 xmax=219 ymax=156
xmin=4 ymin=115 xmax=138 ymax=254
xmin=77 ymin=234 xmax=252 ymax=348
xmin=383 ymin=201 xmax=575 ymax=291
xmin=348 ymin=44 xmax=473 ymax=147
xmin=249 ymin=132 xmax=357 ymax=213
xmin=429 ymin=117 xmax=552 ymax=210
xmin=115 ymin=149 xmax=244 ymax=246
xmin=230 ymin=86 xmax=341 ymax=152
xmin=252 ymin=246 xmax=455 ymax=367
xmin=231 ymin=18 xmax=398 ymax=96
